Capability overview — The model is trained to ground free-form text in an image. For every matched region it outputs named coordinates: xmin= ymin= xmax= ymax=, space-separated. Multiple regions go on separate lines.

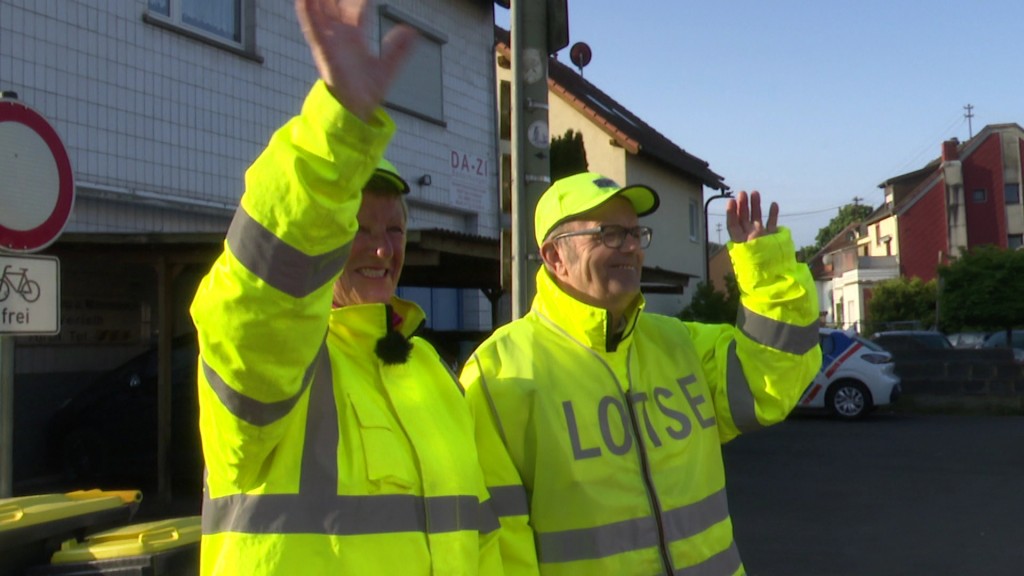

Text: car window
xmin=820 ymin=333 xmax=834 ymax=356
xmin=920 ymin=334 xmax=952 ymax=350
xmin=873 ymin=333 xmax=950 ymax=351
xmin=987 ymin=330 xmax=1024 ymax=348
xmin=873 ymin=336 xmax=913 ymax=351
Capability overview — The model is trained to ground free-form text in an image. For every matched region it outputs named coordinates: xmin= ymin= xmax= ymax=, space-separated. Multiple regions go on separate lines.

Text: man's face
xmin=543 ymin=196 xmax=645 ymax=316
xmin=333 ymin=191 xmax=406 ymax=307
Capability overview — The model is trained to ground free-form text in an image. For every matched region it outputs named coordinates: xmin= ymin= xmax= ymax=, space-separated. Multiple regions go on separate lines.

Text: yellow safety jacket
xmin=191 ymin=81 xmax=502 ymax=575
xmin=461 ymin=229 xmax=820 ymax=576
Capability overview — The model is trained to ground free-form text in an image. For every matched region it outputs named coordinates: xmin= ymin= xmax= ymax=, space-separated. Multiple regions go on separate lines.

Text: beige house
xmin=496 ymin=28 xmax=728 ymax=315
xmin=812 ymin=208 xmax=900 ymax=331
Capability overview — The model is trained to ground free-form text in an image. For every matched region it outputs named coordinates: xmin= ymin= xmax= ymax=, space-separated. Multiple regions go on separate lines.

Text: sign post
xmin=0 ymin=92 xmax=74 ymax=496
xmin=509 ymin=0 xmax=568 ymax=320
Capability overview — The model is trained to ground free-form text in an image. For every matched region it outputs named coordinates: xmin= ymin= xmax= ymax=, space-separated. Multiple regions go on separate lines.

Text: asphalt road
xmin=722 ymin=412 xmax=1024 ymax=576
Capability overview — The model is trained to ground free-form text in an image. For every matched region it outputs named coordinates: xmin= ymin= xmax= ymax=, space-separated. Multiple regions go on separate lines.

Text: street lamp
xmin=704 ymin=189 xmax=733 ymax=286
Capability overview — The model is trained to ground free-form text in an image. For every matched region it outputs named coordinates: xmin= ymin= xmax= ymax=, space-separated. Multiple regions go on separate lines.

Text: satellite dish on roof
xmin=569 ymin=42 xmax=592 ymax=76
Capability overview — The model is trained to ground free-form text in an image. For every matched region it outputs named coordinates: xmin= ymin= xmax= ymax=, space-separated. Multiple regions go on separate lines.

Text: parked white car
xmin=796 ymin=328 xmax=902 ymax=419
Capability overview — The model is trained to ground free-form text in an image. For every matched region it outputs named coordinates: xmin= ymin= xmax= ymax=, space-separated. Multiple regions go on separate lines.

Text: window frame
xmin=688 ymin=199 xmax=699 ymax=242
xmin=379 ymin=5 xmax=448 ymax=125
xmin=1005 ymin=183 xmax=1021 ymax=205
xmin=143 ymin=0 xmax=261 ymax=62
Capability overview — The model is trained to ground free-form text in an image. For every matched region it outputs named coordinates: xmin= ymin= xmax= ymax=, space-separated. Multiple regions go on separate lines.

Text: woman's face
xmin=333 ymin=191 xmax=406 ymax=307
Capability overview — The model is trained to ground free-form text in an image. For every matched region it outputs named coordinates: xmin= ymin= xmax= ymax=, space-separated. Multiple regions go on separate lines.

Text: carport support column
xmin=0 ymin=336 xmax=13 ymax=497
xmin=155 ymin=257 xmax=174 ymax=506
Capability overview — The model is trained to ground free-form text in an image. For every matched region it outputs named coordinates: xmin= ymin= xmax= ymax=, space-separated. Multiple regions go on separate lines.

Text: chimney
xmin=941 ymin=138 xmax=960 ymax=162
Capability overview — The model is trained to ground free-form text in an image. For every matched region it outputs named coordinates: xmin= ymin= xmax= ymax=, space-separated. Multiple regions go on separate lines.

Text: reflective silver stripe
xmin=300 ymin=345 xmax=337 ymax=495
xmin=725 ymin=341 xmax=763 ymax=432
xmin=675 ymin=541 xmax=742 ymax=576
xmin=661 ymin=489 xmax=730 ymax=542
xmin=227 ymin=207 xmax=350 ymax=298
xmin=488 ymin=484 xmax=529 ymax=518
xmin=202 ymin=492 xmax=487 ymax=535
xmin=537 ymin=515 xmax=659 ymax=563
xmin=737 ymin=305 xmax=818 ymax=355
xmin=537 ymin=489 xmax=731 ymax=563
xmin=201 ymin=356 xmax=314 ymax=427
xmin=478 ymin=498 xmax=502 ymax=534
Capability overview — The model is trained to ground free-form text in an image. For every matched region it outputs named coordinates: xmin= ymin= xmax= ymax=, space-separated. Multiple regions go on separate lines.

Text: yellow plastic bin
xmin=0 ymin=490 xmax=142 ymax=575
xmin=25 ymin=515 xmax=201 ymax=576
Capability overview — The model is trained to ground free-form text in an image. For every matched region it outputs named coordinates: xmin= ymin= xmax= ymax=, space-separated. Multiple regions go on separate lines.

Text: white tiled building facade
xmin=2 ymin=0 xmax=499 ymax=328
xmin=2 ymin=0 xmax=499 ymax=486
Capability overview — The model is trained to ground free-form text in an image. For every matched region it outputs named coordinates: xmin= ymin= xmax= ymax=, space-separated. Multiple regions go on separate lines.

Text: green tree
xmin=549 ymin=129 xmax=588 ymax=180
xmin=813 ymin=203 xmax=873 ymax=252
xmin=938 ymin=245 xmax=1024 ymax=334
xmin=796 ymin=244 xmax=818 ymax=263
xmin=865 ymin=277 xmax=937 ymax=335
xmin=678 ymin=276 xmax=740 ymax=324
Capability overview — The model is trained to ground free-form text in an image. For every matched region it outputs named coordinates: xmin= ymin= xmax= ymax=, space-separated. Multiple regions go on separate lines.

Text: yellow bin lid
xmin=51 ymin=515 xmax=201 ymax=564
xmin=0 ymin=490 xmax=142 ymax=533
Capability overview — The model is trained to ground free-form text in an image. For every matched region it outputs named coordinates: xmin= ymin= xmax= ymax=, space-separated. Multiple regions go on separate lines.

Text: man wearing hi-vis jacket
xmin=460 ymin=172 xmax=821 ymax=576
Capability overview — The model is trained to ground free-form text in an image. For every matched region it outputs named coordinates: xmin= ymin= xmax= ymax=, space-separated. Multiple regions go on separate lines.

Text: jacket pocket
xmin=348 ymin=393 xmax=416 ymax=490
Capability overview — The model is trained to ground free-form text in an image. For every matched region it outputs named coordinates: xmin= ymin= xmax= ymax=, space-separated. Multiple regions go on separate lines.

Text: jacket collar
xmin=329 ymin=296 xmax=425 ymax=346
xmin=532 ymin=268 xmax=644 ymax=353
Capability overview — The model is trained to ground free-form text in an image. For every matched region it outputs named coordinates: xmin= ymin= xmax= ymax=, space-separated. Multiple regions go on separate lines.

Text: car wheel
xmin=826 ymin=380 xmax=872 ymax=420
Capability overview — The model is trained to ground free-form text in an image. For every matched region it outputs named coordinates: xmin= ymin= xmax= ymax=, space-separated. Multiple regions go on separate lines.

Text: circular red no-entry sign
xmin=0 ymin=97 xmax=75 ymax=253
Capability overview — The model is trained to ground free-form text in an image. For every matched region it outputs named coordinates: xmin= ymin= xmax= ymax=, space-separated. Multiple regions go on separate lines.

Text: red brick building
xmin=882 ymin=123 xmax=1024 ymax=282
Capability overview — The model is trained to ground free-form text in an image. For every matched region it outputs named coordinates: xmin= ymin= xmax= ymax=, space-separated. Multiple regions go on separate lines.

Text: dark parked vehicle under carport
xmin=871 ymin=330 xmax=952 ymax=352
xmin=46 ymin=333 xmax=202 ymax=495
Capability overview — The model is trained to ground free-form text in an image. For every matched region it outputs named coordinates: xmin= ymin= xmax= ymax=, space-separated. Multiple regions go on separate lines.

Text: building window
xmin=144 ymin=0 xmax=257 ymax=56
xmin=1005 ymin=183 xmax=1021 ymax=205
xmin=1009 ymin=234 xmax=1024 ymax=250
xmin=380 ymin=6 xmax=447 ymax=124
xmin=689 ymin=200 xmax=699 ymax=242
xmin=499 ymin=81 xmax=511 ymax=141
xmin=972 ymin=189 xmax=987 ymax=203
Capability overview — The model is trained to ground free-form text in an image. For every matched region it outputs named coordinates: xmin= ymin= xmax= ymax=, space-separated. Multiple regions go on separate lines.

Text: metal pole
xmin=510 ymin=0 xmax=552 ymax=319
xmin=703 ymin=190 xmax=733 ymax=285
xmin=0 ymin=336 xmax=13 ymax=497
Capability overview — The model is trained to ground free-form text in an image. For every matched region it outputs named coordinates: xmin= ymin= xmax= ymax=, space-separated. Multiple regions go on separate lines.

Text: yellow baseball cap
xmin=534 ymin=172 xmax=660 ymax=245
xmin=366 ymin=158 xmax=410 ymax=194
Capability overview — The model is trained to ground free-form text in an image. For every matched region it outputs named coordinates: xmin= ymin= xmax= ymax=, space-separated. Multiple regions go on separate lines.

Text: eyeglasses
xmin=550 ymin=225 xmax=653 ymax=249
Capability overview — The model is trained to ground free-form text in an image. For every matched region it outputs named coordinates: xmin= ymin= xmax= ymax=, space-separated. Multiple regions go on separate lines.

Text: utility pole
xmin=964 ymin=104 xmax=974 ymax=138
xmin=510 ymin=0 xmax=568 ymax=319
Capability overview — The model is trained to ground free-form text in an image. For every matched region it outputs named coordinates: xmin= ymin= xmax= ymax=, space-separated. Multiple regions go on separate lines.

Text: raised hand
xmin=726 ymin=190 xmax=779 ymax=243
xmin=295 ymin=0 xmax=417 ymax=121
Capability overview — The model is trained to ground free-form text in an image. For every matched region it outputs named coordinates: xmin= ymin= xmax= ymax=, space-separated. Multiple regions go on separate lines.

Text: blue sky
xmin=497 ymin=1 xmax=1024 ymax=248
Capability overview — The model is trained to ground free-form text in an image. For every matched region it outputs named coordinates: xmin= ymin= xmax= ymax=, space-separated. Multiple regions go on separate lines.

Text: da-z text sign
xmin=0 ymin=254 xmax=59 ymax=335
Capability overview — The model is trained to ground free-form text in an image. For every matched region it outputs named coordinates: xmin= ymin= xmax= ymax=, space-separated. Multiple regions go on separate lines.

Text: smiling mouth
xmin=359 ymin=268 xmax=389 ymax=278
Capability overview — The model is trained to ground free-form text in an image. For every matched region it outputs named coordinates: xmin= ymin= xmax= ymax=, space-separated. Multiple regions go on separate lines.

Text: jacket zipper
xmin=623 ymin=365 xmax=675 ymax=575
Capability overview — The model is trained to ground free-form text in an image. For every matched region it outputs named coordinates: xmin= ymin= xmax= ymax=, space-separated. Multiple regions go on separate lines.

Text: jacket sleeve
xmin=461 ymin=354 xmax=541 ymax=576
xmin=189 ymin=80 xmax=395 ymax=491
xmin=686 ymin=227 xmax=821 ymax=443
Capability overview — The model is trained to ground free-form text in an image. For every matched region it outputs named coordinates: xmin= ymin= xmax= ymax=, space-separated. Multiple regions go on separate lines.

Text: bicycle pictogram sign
xmin=0 ymin=264 xmax=41 ymax=303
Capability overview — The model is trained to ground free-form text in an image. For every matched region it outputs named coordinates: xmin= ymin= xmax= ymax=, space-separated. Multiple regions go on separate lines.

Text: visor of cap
xmin=367 ymin=158 xmax=410 ymax=194
xmin=534 ymin=172 xmax=659 ymax=245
